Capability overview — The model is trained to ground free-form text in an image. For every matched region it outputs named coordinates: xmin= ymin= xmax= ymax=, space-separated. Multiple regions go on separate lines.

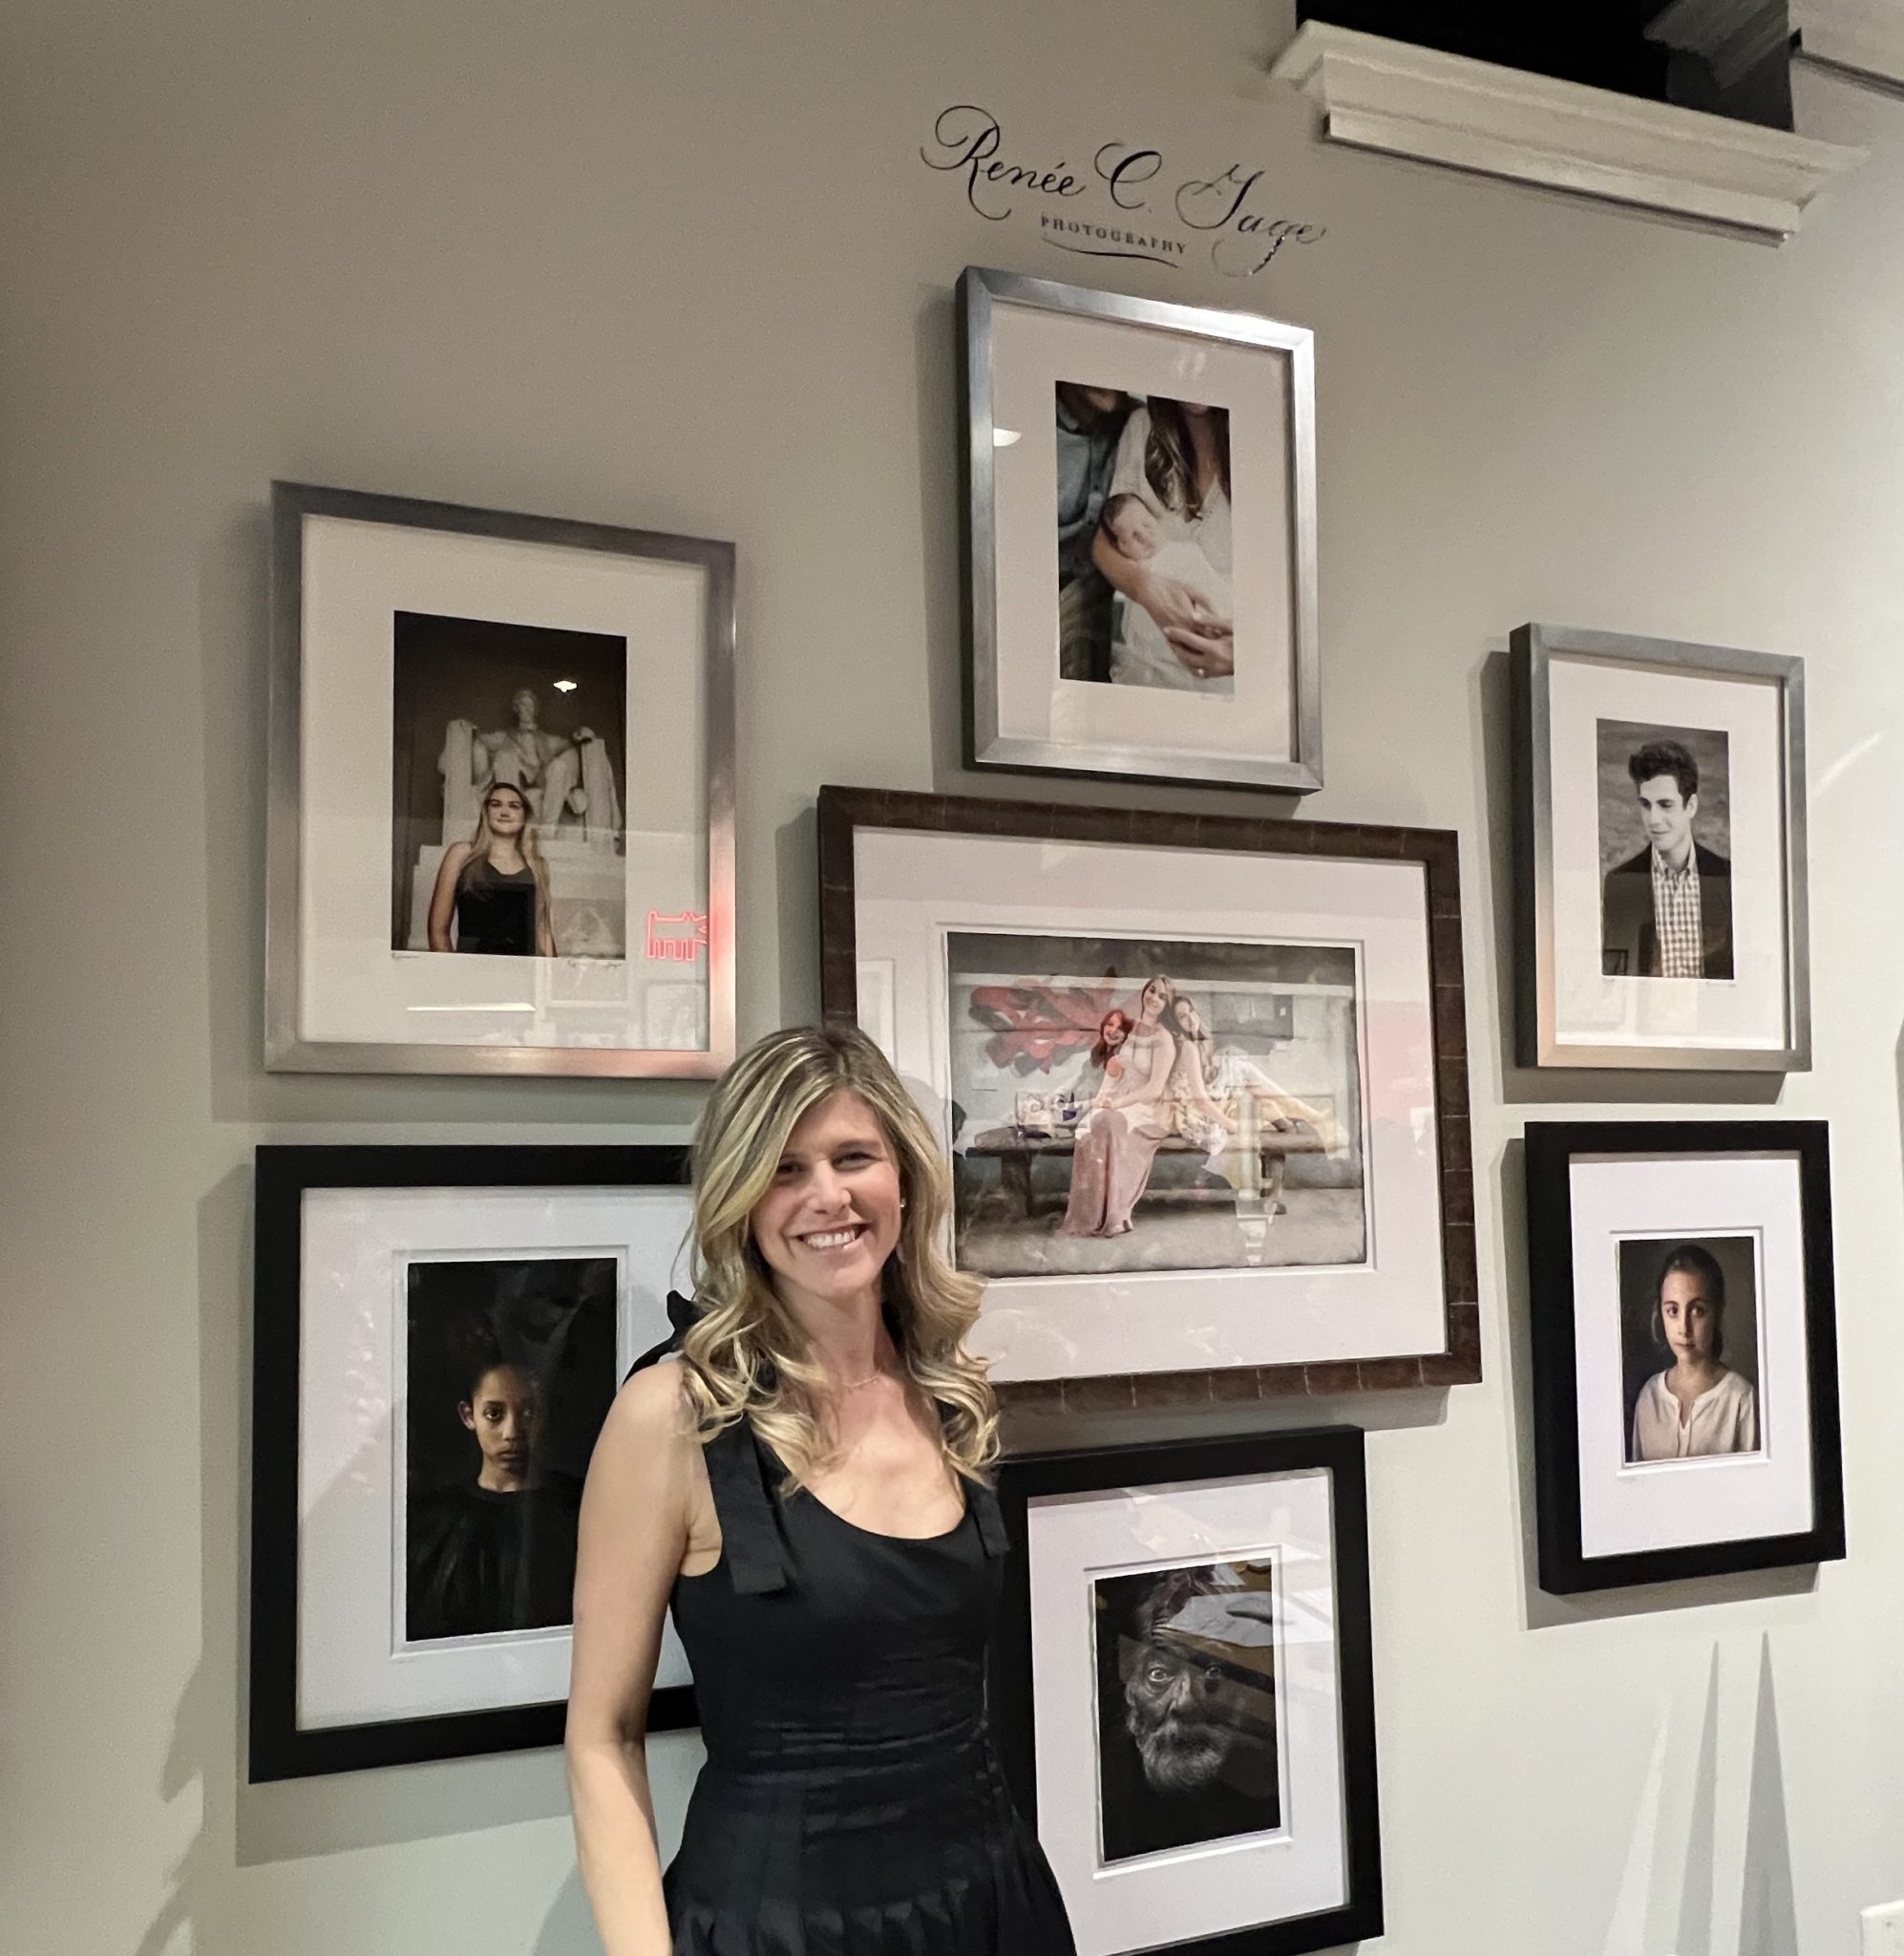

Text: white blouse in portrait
xmin=1629 ymin=1367 xmax=1759 ymax=1462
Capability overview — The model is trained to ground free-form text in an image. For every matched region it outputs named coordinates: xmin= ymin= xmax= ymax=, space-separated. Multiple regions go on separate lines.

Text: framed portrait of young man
xmin=960 ymin=267 xmax=1322 ymax=794
xmin=815 ymin=786 xmax=1481 ymax=1407
xmin=1524 ymin=1121 xmax=1845 ymax=1593
xmin=265 ymin=481 xmax=735 ymax=1077
xmin=247 ymin=1144 xmax=697 ymax=1779
xmin=992 ymin=1429 xmax=1382 ymax=1956
xmin=1512 ymin=622 xmax=1809 ymax=1072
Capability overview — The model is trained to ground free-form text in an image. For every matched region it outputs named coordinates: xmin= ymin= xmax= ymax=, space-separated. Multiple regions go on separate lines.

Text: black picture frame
xmin=249 ymin=1143 xmax=698 ymax=1781
xmin=992 ymin=1429 xmax=1383 ymax=1956
xmin=1525 ymin=1120 xmax=1846 ymax=1594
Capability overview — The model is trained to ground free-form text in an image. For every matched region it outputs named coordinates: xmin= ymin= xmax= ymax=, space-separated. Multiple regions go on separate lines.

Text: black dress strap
xmin=626 ymin=1291 xmax=793 ymax=1596
xmin=624 ymin=1288 xmax=699 ymax=1381
xmin=967 ymin=1477 xmax=1010 ymax=1561
xmin=702 ymin=1423 xmax=793 ymax=1596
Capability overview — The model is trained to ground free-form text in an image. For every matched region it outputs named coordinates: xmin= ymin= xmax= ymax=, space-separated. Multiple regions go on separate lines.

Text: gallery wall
xmin=4 ymin=0 xmax=1902 ymax=1951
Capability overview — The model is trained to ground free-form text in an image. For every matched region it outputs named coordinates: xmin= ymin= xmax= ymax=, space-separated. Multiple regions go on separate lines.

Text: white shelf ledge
xmin=1793 ymin=0 xmax=1904 ymax=87
xmin=1257 ymin=21 xmax=1865 ymax=241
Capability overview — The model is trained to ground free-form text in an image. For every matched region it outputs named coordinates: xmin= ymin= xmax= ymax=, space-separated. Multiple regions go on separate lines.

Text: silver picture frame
xmin=1512 ymin=621 xmax=1809 ymax=1073
xmin=265 ymin=481 xmax=736 ymax=1077
xmin=960 ymin=266 xmax=1322 ymax=794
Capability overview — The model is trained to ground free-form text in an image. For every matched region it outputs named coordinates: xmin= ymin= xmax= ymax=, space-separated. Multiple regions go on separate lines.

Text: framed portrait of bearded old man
xmin=1512 ymin=623 xmax=1809 ymax=1073
xmin=959 ymin=267 xmax=1321 ymax=795
xmin=265 ymin=482 xmax=735 ymax=1076
xmin=816 ymin=786 xmax=1480 ymax=1406
xmin=993 ymin=1430 xmax=1381 ymax=1956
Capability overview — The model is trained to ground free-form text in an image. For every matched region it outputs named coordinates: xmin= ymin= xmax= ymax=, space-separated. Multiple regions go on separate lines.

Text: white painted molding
xmin=1793 ymin=0 xmax=1904 ymax=87
xmin=1256 ymin=21 xmax=1866 ymax=241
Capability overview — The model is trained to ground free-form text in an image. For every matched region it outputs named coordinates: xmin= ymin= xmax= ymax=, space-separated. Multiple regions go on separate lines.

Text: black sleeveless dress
xmin=454 ymin=862 xmax=537 ymax=955
xmin=662 ymin=1403 xmax=1075 ymax=1954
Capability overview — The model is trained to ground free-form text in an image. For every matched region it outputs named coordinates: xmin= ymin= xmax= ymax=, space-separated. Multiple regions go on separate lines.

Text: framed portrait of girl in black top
xmin=247 ymin=1143 xmax=698 ymax=1779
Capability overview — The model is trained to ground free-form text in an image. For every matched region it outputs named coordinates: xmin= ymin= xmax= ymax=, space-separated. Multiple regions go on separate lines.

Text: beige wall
xmin=6 ymin=1 xmax=1903 ymax=1950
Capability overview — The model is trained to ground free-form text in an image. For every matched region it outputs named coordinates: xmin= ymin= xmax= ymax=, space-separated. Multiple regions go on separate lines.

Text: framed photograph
xmin=1512 ymin=622 xmax=1809 ymax=1071
xmin=248 ymin=1144 xmax=697 ymax=1779
xmin=266 ymin=481 xmax=736 ymax=1076
xmin=960 ymin=267 xmax=1320 ymax=794
xmin=1524 ymin=1120 xmax=1845 ymax=1593
xmin=816 ymin=786 xmax=1479 ymax=1403
xmin=993 ymin=1429 xmax=1382 ymax=1956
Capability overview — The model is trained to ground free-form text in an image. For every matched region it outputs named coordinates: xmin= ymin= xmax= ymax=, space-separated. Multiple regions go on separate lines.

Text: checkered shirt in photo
xmin=1651 ymin=849 xmax=1703 ymax=978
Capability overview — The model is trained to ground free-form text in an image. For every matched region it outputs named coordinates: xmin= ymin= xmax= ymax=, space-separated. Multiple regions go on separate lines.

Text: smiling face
xmin=483 ymin=784 xmax=528 ymax=836
xmin=749 ymin=1090 xmax=904 ymax=1315
xmin=1137 ymin=976 xmax=1172 ymax=1026
xmin=1636 ymin=774 xmax=1696 ymax=861
xmin=459 ymin=1363 xmax=540 ymax=1491
xmin=1659 ymin=1268 xmax=1718 ymax=1366
xmin=1100 ymin=1011 xmax=1131 ymax=1053
xmin=1172 ymin=997 xmax=1205 ymax=1040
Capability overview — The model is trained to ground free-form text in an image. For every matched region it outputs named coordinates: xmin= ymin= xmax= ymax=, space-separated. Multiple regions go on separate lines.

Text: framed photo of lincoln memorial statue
xmin=265 ymin=482 xmax=735 ymax=1077
xmin=1511 ymin=623 xmax=1809 ymax=1073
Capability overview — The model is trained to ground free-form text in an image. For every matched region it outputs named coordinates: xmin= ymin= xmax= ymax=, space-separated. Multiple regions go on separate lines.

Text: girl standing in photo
xmin=427 ymin=779 xmax=556 ymax=957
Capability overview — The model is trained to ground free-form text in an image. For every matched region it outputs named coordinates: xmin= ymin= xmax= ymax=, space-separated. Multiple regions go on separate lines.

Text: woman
xmin=427 ymin=779 xmax=557 ymax=957
xmin=407 ymin=1338 xmax=579 ymax=1642
xmin=1090 ymin=395 xmax=1236 ymax=685
xmin=1058 ymin=976 xmax=1177 ymax=1239
xmin=566 ymin=1024 xmax=1074 ymax=1955
xmin=1163 ymin=995 xmax=1240 ymax=1157
xmin=1629 ymin=1244 xmax=1758 ymax=1462
xmin=1090 ymin=1008 xmax=1133 ymax=1084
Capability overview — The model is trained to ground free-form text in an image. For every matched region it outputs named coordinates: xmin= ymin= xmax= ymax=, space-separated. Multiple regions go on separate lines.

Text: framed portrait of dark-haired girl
xmin=1512 ymin=623 xmax=1809 ymax=1072
xmin=247 ymin=1145 xmax=697 ymax=1779
xmin=1524 ymin=1121 xmax=1845 ymax=1594
xmin=960 ymin=267 xmax=1321 ymax=794
xmin=992 ymin=1429 xmax=1382 ymax=1956
xmin=265 ymin=481 xmax=735 ymax=1077
xmin=816 ymin=785 xmax=1480 ymax=1407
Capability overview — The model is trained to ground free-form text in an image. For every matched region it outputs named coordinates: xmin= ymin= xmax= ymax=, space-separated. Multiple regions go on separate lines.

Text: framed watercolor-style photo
xmin=816 ymin=786 xmax=1480 ymax=1406
xmin=960 ymin=267 xmax=1320 ymax=794
xmin=1524 ymin=1120 xmax=1845 ymax=1594
xmin=265 ymin=481 xmax=735 ymax=1077
xmin=247 ymin=1144 xmax=697 ymax=1779
xmin=992 ymin=1429 xmax=1382 ymax=1956
xmin=1512 ymin=622 xmax=1809 ymax=1072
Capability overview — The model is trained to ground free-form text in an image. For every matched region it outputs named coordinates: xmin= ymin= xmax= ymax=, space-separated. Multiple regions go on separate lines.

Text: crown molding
xmin=1792 ymin=0 xmax=1904 ymax=86
xmin=1256 ymin=21 xmax=1866 ymax=241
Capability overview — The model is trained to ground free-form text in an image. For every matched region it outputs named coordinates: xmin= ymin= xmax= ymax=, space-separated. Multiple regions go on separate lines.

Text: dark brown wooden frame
xmin=816 ymin=786 xmax=1480 ymax=1412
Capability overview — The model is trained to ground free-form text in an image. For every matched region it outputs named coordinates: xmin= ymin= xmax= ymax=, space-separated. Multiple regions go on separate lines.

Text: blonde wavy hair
xmin=678 ymin=1022 xmax=999 ymax=1490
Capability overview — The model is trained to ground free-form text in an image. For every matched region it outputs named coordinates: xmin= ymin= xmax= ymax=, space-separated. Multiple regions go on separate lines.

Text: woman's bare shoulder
xmin=603 ymin=1359 xmax=699 ymax=1443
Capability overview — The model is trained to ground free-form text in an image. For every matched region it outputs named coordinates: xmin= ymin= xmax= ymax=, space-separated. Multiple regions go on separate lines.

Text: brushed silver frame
xmin=264 ymin=480 xmax=736 ymax=1077
xmin=1512 ymin=622 xmax=1809 ymax=1074
xmin=959 ymin=266 xmax=1322 ymax=794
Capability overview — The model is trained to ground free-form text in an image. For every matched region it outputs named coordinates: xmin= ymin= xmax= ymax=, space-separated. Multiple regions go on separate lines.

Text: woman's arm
xmin=566 ymin=1367 xmax=701 ymax=1956
xmin=426 ymin=843 xmax=475 ymax=952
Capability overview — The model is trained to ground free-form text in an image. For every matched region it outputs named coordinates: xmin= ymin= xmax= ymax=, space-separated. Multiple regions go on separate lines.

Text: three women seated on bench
xmin=1058 ymin=977 xmax=1325 ymax=1240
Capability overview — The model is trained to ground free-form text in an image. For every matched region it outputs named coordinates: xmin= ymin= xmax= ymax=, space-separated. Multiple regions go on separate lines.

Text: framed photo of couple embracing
xmin=1512 ymin=622 xmax=1809 ymax=1072
xmin=959 ymin=267 xmax=1321 ymax=795
xmin=816 ymin=787 xmax=1480 ymax=1406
